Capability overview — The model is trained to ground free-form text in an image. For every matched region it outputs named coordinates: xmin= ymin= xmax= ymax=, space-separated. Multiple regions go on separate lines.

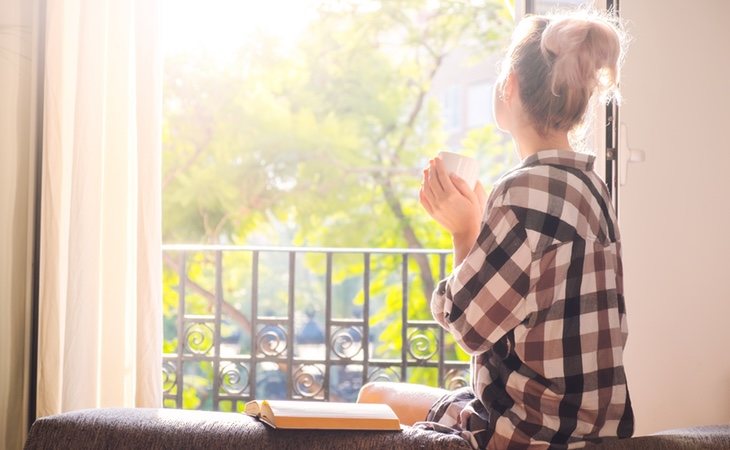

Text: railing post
xmin=176 ymin=251 xmax=186 ymax=409
xmin=438 ymin=253 xmax=446 ymax=388
xmin=324 ymin=252 xmax=333 ymax=400
xmin=401 ymin=253 xmax=408 ymax=382
xmin=250 ymin=250 xmax=259 ymax=402
xmin=212 ymin=250 xmax=223 ymax=410
xmin=287 ymin=251 xmax=296 ymax=399
xmin=362 ymin=252 xmax=370 ymax=387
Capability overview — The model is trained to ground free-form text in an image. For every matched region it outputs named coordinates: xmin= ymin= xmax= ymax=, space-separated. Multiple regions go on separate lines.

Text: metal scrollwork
xmin=219 ymin=362 xmax=250 ymax=395
xmin=185 ymin=323 xmax=214 ymax=355
xmin=407 ymin=328 xmax=438 ymax=361
xmin=162 ymin=361 xmax=176 ymax=393
xmin=367 ymin=367 xmax=400 ymax=383
xmin=444 ymin=368 xmax=469 ymax=390
xmin=256 ymin=325 xmax=287 ymax=357
xmin=331 ymin=326 xmax=363 ymax=360
xmin=293 ymin=364 xmax=324 ymax=398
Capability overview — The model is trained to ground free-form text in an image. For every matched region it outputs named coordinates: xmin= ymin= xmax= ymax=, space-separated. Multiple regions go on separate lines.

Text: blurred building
xmin=430 ymin=47 xmax=503 ymax=150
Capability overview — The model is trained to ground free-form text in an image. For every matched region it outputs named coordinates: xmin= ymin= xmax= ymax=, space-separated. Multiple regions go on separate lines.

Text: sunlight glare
xmin=162 ymin=0 xmax=318 ymax=59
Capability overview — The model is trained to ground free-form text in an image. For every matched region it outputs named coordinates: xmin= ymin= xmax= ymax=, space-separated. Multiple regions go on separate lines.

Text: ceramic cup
xmin=437 ymin=151 xmax=479 ymax=190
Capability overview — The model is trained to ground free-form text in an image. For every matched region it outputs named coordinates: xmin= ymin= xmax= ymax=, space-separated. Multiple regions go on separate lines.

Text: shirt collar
xmin=520 ymin=149 xmax=595 ymax=172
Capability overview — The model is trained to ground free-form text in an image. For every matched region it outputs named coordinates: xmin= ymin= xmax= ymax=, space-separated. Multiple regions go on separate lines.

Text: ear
xmin=502 ymin=72 xmax=517 ymax=103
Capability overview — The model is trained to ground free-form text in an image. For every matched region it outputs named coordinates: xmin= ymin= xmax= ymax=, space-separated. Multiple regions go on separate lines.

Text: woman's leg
xmin=357 ymin=382 xmax=448 ymax=426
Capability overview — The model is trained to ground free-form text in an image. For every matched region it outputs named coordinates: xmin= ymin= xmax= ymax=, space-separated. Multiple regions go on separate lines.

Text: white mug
xmin=437 ymin=151 xmax=479 ymax=190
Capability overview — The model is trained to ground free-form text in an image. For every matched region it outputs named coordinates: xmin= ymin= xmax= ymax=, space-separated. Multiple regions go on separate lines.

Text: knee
xmin=357 ymin=382 xmax=389 ymax=404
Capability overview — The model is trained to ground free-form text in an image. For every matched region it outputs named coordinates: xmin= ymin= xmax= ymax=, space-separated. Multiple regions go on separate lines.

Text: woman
xmin=357 ymin=10 xmax=633 ymax=449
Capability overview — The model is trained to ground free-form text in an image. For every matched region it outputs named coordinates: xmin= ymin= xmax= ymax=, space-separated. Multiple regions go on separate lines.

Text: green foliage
xmin=163 ymin=0 xmax=517 ymax=410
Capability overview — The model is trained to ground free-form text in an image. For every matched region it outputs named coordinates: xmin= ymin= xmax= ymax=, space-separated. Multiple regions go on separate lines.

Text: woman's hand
xmin=419 ymin=157 xmax=487 ymax=256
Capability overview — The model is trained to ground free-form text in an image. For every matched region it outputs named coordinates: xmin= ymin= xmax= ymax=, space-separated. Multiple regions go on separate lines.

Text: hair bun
xmin=540 ymin=14 xmax=623 ymax=101
xmin=498 ymin=10 xmax=627 ymax=138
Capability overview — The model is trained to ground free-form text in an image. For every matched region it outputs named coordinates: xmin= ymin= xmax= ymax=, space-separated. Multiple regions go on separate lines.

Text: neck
xmin=512 ymin=125 xmax=572 ymax=160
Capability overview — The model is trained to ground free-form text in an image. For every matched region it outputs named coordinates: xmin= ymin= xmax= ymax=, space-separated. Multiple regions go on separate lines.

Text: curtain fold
xmin=0 ymin=0 xmax=36 ymax=447
xmin=37 ymin=0 xmax=162 ymax=416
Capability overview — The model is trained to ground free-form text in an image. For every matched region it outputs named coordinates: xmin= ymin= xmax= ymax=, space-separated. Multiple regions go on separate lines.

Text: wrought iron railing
xmin=162 ymin=245 xmax=470 ymax=412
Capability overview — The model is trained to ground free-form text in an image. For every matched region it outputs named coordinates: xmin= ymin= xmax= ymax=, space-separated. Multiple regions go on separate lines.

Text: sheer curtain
xmin=0 ymin=1 xmax=35 ymax=447
xmin=37 ymin=0 xmax=162 ymax=415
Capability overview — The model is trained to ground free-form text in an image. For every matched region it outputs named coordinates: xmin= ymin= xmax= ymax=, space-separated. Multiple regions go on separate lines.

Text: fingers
xmin=423 ymin=157 xmax=481 ymax=210
xmin=419 ymin=168 xmax=430 ymax=210
xmin=419 ymin=187 xmax=433 ymax=214
xmin=422 ymin=166 xmax=437 ymax=206
xmin=427 ymin=160 xmax=444 ymax=194
xmin=449 ymin=174 xmax=474 ymax=199
xmin=474 ymin=180 xmax=487 ymax=210
xmin=432 ymin=157 xmax=456 ymax=197
xmin=421 ymin=156 xmax=485 ymax=237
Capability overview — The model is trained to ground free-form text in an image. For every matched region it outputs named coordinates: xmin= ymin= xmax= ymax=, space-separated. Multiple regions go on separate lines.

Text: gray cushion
xmin=24 ymin=408 xmax=730 ymax=450
xmin=24 ymin=408 xmax=472 ymax=450
xmin=593 ymin=425 xmax=730 ymax=449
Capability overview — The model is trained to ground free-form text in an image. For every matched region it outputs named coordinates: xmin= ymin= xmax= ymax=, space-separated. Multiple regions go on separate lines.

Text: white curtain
xmin=0 ymin=1 xmax=36 ymax=447
xmin=37 ymin=0 xmax=162 ymax=415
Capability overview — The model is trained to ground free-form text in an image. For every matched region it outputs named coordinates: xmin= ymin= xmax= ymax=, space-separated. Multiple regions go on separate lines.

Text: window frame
xmin=25 ymin=0 xmax=626 ymax=421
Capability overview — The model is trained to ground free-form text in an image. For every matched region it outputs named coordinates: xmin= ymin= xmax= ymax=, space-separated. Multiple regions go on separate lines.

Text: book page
xmin=244 ymin=400 xmax=401 ymax=430
xmin=265 ymin=401 xmax=398 ymax=420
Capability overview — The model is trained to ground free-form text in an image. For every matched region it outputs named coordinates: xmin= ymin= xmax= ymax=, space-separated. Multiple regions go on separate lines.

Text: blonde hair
xmin=498 ymin=10 xmax=627 ymax=138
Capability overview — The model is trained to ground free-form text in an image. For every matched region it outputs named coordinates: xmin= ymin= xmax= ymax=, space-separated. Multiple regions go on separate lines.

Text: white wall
xmin=0 ymin=0 xmax=35 ymax=448
xmin=620 ymin=0 xmax=730 ymax=435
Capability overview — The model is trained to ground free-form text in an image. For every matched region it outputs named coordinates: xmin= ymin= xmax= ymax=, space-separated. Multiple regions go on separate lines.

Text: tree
xmin=162 ymin=0 xmax=518 ymax=408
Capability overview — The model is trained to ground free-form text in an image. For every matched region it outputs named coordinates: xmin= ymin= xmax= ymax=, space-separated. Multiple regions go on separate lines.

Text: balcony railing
xmin=162 ymin=244 xmax=470 ymax=412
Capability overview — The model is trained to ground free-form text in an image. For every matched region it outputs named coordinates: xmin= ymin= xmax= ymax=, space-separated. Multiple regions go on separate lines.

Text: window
xmin=466 ymin=82 xmax=494 ymax=129
xmin=161 ymin=0 xmax=518 ymax=412
xmin=441 ymin=85 xmax=464 ymax=132
xmin=160 ymin=0 xmax=616 ymax=412
xmin=528 ymin=0 xmax=590 ymax=14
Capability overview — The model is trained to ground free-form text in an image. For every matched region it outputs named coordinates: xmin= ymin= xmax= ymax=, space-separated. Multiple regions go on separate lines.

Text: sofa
xmin=24 ymin=408 xmax=730 ymax=449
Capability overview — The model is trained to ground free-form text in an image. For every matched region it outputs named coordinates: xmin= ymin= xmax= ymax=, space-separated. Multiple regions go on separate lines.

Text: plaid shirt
xmin=426 ymin=150 xmax=634 ymax=449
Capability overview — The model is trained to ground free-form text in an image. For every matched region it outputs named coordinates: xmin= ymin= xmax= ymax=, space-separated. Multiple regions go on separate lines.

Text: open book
xmin=244 ymin=400 xmax=401 ymax=431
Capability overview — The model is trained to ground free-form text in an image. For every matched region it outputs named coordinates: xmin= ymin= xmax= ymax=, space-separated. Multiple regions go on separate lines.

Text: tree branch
xmin=373 ymin=52 xmax=446 ymax=301
xmin=162 ymin=144 xmax=205 ymax=190
xmin=163 ymin=253 xmax=253 ymax=335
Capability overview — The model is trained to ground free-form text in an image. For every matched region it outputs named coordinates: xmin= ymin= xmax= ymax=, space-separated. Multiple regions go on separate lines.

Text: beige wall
xmin=0 ymin=0 xmax=35 ymax=448
xmin=620 ymin=0 xmax=730 ymax=435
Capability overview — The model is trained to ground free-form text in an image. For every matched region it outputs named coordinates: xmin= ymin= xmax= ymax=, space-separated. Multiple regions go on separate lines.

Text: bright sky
xmin=162 ymin=0 xmax=318 ymax=58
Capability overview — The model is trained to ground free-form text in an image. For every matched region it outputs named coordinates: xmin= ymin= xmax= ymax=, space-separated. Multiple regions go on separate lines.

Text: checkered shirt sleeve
xmin=431 ymin=197 xmax=532 ymax=355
